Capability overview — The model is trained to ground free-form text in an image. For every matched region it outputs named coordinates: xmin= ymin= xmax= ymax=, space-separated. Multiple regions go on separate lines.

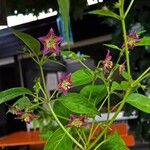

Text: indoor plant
xmin=0 ymin=0 xmax=150 ymax=149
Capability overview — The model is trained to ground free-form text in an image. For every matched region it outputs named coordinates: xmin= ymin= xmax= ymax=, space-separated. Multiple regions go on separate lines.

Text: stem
xmin=124 ymin=0 xmax=135 ymax=18
xmin=47 ymin=103 xmax=84 ymax=150
xmin=111 ymin=101 xmax=122 ymax=112
xmin=31 ymin=93 xmax=45 ymax=102
xmin=120 ymin=13 xmax=131 ymax=82
xmin=27 ymin=102 xmax=44 ymax=111
xmin=39 ymin=64 xmax=84 ymax=150
xmin=87 ymin=121 xmax=95 ymax=146
xmin=26 ymin=48 xmax=39 ymax=64
xmin=57 ymin=114 xmax=70 ymax=121
xmin=88 ymin=78 xmax=96 ymax=101
xmin=49 ymin=86 xmax=59 ymax=100
xmin=98 ymin=95 xmax=109 ymax=111
xmin=39 ymin=65 xmax=49 ymax=98
xmin=93 ymin=139 xmax=109 ymax=150
xmin=141 ymin=73 xmax=150 ymax=81
xmin=106 ymin=86 xmax=111 ymax=121
xmin=133 ymin=67 xmax=150 ymax=86
xmin=88 ymin=89 xmax=131 ymax=150
xmin=119 ymin=0 xmax=124 ymax=17
xmin=38 ymin=83 xmax=47 ymax=99
xmin=78 ymin=59 xmax=93 ymax=75
xmin=107 ymin=51 xmax=124 ymax=80
xmin=87 ymin=5 xmax=133 ymax=148
xmin=103 ymin=83 xmax=111 ymax=140
xmin=75 ymin=128 xmax=86 ymax=147
xmin=80 ymin=129 xmax=88 ymax=144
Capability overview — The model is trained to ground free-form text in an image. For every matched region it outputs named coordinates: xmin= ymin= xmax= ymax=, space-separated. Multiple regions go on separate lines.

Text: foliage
xmin=0 ymin=0 xmax=150 ymax=149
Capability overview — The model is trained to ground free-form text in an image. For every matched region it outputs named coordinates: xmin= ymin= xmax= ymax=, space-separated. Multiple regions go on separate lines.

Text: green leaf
xmin=14 ymin=96 xmax=32 ymax=110
xmin=89 ymin=8 xmax=120 ymax=20
xmin=80 ymin=85 xmax=107 ymax=105
xmin=61 ymin=50 xmax=89 ymax=60
xmin=72 ymin=69 xmax=94 ymax=86
xmin=111 ymin=81 xmax=122 ymax=91
xmin=58 ymin=93 xmax=99 ymax=115
xmin=40 ymin=131 xmax=53 ymax=140
xmin=53 ymin=101 xmax=72 ymax=124
xmin=100 ymin=132 xmax=128 ymax=150
xmin=121 ymin=71 xmax=129 ymax=80
xmin=0 ymin=87 xmax=32 ymax=105
xmin=13 ymin=30 xmax=41 ymax=55
xmin=137 ymin=36 xmax=150 ymax=46
xmin=57 ymin=0 xmax=70 ymax=46
xmin=44 ymin=128 xmax=73 ymax=150
xmin=120 ymin=81 xmax=129 ymax=90
xmin=61 ymin=50 xmax=76 ymax=59
xmin=103 ymin=44 xmax=120 ymax=51
xmin=126 ymin=93 xmax=150 ymax=113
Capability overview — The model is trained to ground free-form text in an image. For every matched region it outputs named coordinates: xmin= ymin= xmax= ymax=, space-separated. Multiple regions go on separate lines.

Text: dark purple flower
xmin=67 ymin=115 xmax=87 ymax=128
xmin=58 ymin=73 xmax=73 ymax=95
xmin=123 ymin=32 xmax=141 ymax=49
xmin=102 ymin=50 xmax=113 ymax=73
xmin=15 ymin=111 xmax=38 ymax=124
xmin=38 ymin=28 xmax=63 ymax=55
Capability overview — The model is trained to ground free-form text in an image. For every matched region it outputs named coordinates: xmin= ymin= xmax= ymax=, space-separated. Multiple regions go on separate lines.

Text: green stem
xmin=26 ymin=48 xmax=39 ymax=64
xmin=88 ymin=78 xmax=96 ymax=101
xmin=107 ymin=51 xmax=124 ymax=80
xmin=78 ymin=59 xmax=93 ymax=75
xmin=98 ymin=95 xmax=109 ymax=111
xmin=57 ymin=114 xmax=70 ymax=121
xmin=111 ymin=101 xmax=122 ymax=112
xmin=39 ymin=65 xmax=49 ymax=98
xmin=93 ymin=139 xmax=109 ymax=150
xmin=87 ymin=121 xmax=95 ymax=146
xmin=106 ymin=86 xmax=111 ymax=121
xmin=88 ymin=89 xmax=131 ymax=150
xmin=80 ymin=129 xmax=88 ymax=144
xmin=120 ymin=15 xmax=131 ymax=82
xmin=49 ymin=86 xmax=59 ymax=100
xmin=39 ymin=64 xmax=84 ymax=150
xmin=47 ymin=103 xmax=84 ymax=150
xmin=75 ymin=128 xmax=86 ymax=147
xmin=26 ymin=102 xmax=44 ymax=111
xmin=141 ymin=73 xmax=150 ymax=81
xmin=124 ymin=0 xmax=135 ymax=18
xmin=118 ymin=0 xmax=124 ymax=17
xmin=38 ymin=83 xmax=48 ymax=99
xmin=31 ymin=93 xmax=45 ymax=102
xmin=103 ymin=83 xmax=111 ymax=140
xmin=133 ymin=67 xmax=150 ymax=86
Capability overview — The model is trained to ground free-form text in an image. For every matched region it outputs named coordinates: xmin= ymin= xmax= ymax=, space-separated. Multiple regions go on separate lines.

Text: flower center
xmin=46 ymin=37 xmax=56 ymax=48
xmin=128 ymin=37 xmax=135 ymax=44
xmin=72 ymin=119 xmax=83 ymax=127
xmin=23 ymin=113 xmax=30 ymax=122
xmin=62 ymin=80 xmax=71 ymax=90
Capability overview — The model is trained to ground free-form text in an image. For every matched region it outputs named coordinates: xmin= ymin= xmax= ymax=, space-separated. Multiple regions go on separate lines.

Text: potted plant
xmin=0 ymin=0 xmax=150 ymax=149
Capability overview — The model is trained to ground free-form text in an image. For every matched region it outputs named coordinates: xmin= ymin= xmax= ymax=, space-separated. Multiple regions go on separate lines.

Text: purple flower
xmin=67 ymin=115 xmax=87 ymax=128
xmin=38 ymin=28 xmax=63 ymax=55
xmin=58 ymin=73 xmax=73 ymax=95
xmin=123 ymin=32 xmax=141 ymax=49
xmin=15 ymin=111 xmax=38 ymax=124
xmin=102 ymin=50 xmax=113 ymax=73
